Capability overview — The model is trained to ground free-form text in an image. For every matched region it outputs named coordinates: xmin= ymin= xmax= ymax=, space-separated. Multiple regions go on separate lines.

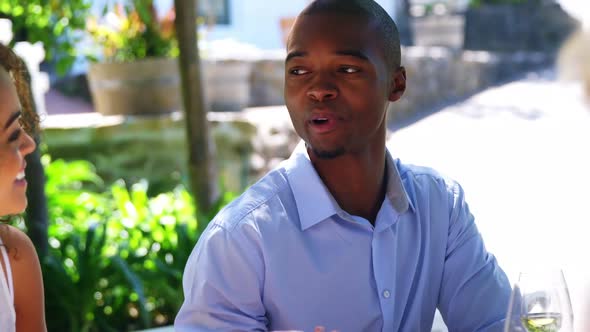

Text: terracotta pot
xmin=88 ymin=57 xmax=181 ymax=115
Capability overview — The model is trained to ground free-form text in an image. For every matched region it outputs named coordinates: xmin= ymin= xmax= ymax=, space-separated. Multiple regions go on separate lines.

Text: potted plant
xmin=85 ymin=0 xmax=181 ymax=116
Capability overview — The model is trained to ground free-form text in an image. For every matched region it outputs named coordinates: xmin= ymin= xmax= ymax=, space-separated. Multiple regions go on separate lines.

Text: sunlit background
xmin=1 ymin=0 xmax=589 ymax=331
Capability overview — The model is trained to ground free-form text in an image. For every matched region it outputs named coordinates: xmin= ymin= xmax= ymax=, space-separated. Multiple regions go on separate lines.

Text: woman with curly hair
xmin=0 ymin=43 xmax=46 ymax=332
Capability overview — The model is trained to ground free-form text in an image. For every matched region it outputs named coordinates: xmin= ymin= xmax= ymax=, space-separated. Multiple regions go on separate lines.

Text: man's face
xmin=284 ymin=12 xmax=405 ymax=159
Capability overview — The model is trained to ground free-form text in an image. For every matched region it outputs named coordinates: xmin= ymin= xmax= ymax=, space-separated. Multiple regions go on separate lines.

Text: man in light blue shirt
xmin=175 ymin=0 xmax=511 ymax=331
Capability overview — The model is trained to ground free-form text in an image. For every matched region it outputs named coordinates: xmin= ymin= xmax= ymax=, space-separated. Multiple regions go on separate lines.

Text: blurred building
xmin=91 ymin=0 xmax=399 ymax=51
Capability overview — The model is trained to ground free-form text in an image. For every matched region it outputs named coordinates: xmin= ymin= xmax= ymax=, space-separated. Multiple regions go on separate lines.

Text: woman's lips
xmin=14 ymin=163 xmax=27 ymax=186
xmin=14 ymin=178 xmax=27 ymax=187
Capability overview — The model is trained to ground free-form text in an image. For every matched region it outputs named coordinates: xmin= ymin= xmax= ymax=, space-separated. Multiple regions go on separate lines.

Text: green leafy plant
xmin=0 ymin=0 xmax=91 ymax=75
xmin=469 ymin=0 xmax=540 ymax=7
xmin=42 ymin=156 xmax=236 ymax=331
xmin=85 ymin=0 xmax=178 ymax=63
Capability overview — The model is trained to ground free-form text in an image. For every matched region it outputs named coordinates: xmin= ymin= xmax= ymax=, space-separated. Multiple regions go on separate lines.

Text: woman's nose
xmin=20 ymin=132 xmax=36 ymax=156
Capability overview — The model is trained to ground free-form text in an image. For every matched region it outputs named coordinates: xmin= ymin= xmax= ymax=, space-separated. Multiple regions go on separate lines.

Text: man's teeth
xmin=16 ymin=171 xmax=25 ymax=180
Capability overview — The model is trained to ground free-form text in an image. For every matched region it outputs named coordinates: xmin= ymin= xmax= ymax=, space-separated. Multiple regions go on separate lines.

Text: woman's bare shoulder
xmin=0 ymin=224 xmax=47 ymax=331
xmin=0 ymin=224 xmax=37 ymax=263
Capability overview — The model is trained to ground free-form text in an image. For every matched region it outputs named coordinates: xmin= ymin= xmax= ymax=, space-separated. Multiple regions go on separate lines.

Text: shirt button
xmin=382 ymin=290 xmax=391 ymax=299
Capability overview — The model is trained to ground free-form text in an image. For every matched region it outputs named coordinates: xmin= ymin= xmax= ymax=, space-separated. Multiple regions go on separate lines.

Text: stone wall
xmin=221 ymin=46 xmax=551 ymax=125
xmin=43 ymin=47 xmax=552 ymax=193
xmin=59 ymin=47 xmax=551 ymax=121
xmin=463 ymin=3 xmax=578 ymax=52
xmin=389 ymin=47 xmax=550 ymax=124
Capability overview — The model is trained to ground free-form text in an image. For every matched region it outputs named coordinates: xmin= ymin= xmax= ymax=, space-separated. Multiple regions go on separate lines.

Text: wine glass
xmin=504 ymin=269 xmax=574 ymax=332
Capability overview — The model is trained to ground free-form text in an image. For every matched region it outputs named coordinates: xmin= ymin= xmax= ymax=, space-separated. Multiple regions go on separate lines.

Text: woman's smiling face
xmin=0 ymin=71 xmax=36 ymax=217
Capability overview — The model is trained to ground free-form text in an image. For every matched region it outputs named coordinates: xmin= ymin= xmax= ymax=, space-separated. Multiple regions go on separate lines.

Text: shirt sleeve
xmin=174 ymin=221 xmax=268 ymax=332
xmin=437 ymin=181 xmax=511 ymax=332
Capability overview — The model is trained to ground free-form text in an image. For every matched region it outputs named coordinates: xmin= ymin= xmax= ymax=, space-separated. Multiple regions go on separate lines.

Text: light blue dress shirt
xmin=175 ymin=144 xmax=511 ymax=332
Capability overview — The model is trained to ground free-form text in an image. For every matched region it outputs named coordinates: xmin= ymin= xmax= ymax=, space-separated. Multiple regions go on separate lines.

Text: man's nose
xmin=306 ymin=75 xmax=338 ymax=102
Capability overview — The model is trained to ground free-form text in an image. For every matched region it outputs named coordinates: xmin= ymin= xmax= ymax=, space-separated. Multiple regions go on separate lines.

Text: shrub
xmin=42 ymin=156 xmax=235 ymax=331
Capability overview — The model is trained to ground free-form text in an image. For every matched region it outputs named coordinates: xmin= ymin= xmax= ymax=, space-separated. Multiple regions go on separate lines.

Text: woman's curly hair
xmin=0 ymin=43 xmax=39 ymax=136
xmin=0 ymin=44 xmax=39 ymax=225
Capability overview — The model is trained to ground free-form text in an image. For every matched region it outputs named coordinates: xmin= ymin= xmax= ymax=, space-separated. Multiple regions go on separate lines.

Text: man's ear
xmin=388 ymin=66 xmax=406 ymax=102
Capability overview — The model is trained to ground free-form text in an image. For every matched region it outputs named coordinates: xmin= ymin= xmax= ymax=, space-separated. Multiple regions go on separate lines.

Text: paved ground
xmin=45 ymin=88 xmax=94 ymax=115
xmin=387 ymin=68 xmax=590 ymax=331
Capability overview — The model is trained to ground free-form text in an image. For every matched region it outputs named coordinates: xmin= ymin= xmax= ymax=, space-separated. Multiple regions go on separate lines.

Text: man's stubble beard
xmin=306 ymin=143 xmax=346 ymax=160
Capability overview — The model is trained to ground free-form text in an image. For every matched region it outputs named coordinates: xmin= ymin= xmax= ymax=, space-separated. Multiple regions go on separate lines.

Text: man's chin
xmin=307 ymin=145 xmax=345 ymax=160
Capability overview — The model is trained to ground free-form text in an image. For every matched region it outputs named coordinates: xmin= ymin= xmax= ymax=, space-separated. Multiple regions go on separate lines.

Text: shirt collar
xmin=284 ymin=141 xmax=413 ymax=231
xmin=284 ymin=142 xmax=341 ymax=231
xmin=385 ymin=150 xmax=414 ymax=214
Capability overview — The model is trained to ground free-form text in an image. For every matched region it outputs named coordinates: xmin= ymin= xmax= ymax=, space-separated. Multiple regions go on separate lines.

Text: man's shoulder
xmin=209 ymin=167 xmax=291 ymax=232
xmin=395 ymin=160 xmax=460 ymax=194
xmin=395 ymin=159 xmax=455 ymax=185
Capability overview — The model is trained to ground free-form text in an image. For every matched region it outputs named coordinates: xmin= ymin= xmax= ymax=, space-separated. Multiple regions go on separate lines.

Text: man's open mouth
xmin=312 ymin=118 xmax=330 ymax=125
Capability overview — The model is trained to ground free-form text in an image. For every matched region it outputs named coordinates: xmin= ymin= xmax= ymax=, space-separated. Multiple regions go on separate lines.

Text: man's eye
xmin=8 ymin=129 xmax=21 ymax=142
xmin=289 ymin=68 xmax=309 ymax=75
xmin=339 ymin=66 xmax=360 ymax=74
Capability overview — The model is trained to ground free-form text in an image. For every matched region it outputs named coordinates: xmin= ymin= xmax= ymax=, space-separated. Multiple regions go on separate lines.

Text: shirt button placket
xmin=372 ymin=226 xmax=396 ymax=331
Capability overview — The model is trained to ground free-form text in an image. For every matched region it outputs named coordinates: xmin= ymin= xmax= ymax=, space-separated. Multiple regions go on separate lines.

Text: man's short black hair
xmin=300 ymin=0 xmax=401 ymax=69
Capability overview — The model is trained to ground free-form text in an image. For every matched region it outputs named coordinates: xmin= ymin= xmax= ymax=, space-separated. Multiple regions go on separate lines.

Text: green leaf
xmin=133 ymin=0 xmax=153 ymax=27
xmin=111 ymin=256 xmax=150 ymax=328
xmin=0 ymin=3 xmax=11 ymax=12
xmin=12 ymin=5 xmax=24 ymax=16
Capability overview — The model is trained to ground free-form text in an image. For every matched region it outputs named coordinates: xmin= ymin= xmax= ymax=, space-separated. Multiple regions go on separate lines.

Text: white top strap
xmin=0 ymin=235 xmax=15 ymax=314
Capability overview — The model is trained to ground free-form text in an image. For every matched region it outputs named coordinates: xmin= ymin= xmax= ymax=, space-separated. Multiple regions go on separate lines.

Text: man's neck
xmin=308 ymin=146 xmax=387 ymax=225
